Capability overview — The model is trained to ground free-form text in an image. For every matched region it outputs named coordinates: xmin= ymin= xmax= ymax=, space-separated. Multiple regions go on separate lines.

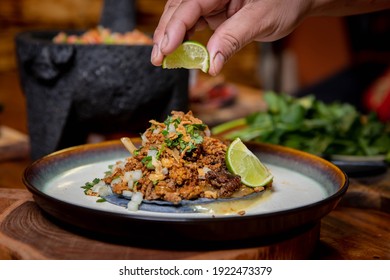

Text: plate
xmin=23 ymin=139 xmax=348 ymax=243
xmin=329 ymin=154 xmax=387 ymax=177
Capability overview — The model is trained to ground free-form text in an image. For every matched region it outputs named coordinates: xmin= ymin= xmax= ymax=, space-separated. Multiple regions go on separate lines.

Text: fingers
xmin=186 ymin=17 xmax=208 ymax=38
xmin=151 ymin=0 xmax=206 ymax=66
xmin=151 ymin=0 xmax=182 ymax=66
xmin=207 ymin=0 xmax=306 ymax=76
xmin=151 ymin=0 xmax=307 ymax=76
xmin=151 ymin=0 xmax=230 ymax=66
xmin=225 ymin=0 xmax=244 ymax=18
xmin=207 ymin=5 xmax=259 ymax=76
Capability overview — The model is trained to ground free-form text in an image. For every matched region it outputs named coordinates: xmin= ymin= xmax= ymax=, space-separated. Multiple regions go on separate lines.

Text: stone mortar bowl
xmin=15 ymin=0 xmax=189 ymax=160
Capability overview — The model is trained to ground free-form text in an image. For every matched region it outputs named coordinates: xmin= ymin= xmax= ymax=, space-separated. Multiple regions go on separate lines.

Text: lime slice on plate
xmin=162 ymin=41 xmax=209 ymax=73
xmin=226 ymin=138 xmax=273 ymax=187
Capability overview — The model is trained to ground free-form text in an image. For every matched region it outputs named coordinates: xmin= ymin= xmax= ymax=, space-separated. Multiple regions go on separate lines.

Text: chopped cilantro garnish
xmin=104 ymin=164 xmax=114 ymax=176
xmin=157 ymin=145 xmax=165 ymax=158
xmin=133 ymin=149 xmax=140 ymax=156
xmin=81 ymin=178 xmax=100 ymax=194
xmin=142 ymin=155 xmax=155 ymax=169
xmin=96 ymin=198 xmax=106 ymax=203
xmin=164 ymin=132 xmax=184 ymax=149
xmin=164 ymin=115 xmax=181 ymax=127
xmin=162 ymin=116 xmax=207 ymax=154
xmin=185 ymin=123 xmax=206 ymax=152
xmin=185 ymin=123 xmax=207 ymax=134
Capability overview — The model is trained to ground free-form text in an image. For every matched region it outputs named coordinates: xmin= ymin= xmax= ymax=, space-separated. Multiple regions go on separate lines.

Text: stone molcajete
xmin=15 ymin=0 xmax=188 ymax=160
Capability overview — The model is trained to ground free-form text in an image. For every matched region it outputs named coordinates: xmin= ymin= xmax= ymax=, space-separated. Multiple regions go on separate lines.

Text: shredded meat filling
xmin=205 ymin=169 xmax=242 ymax=197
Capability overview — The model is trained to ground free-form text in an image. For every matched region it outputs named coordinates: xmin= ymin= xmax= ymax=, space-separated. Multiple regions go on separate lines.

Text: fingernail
xmin=151 ymin=44 xmax=158 ymax=63
xmin=161 ymin=33 xmax=169 ymax=50
xmin=212 ymin=52 xmax=225 ymax=75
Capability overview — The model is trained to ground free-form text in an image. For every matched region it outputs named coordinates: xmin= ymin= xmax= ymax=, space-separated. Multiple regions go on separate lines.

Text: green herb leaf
xmin=142 ymin=155 xmax=155 ymax=170
xmin=212 ymin=91 xmax=390 ymax=159
xmin=81 ymin=178 xmax=100 ymax=194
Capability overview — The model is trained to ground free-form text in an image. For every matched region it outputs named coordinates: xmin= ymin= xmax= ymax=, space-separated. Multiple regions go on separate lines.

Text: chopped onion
xmin=162 ymin=167 xmax=168 ymax=175
xmin=123 ymin=171 xmax=132 ymax=182
xmin=110 ymin=177 xmax=121 ymax=187
xmin=127 ymin=192 xmax=144 ymax=211
xmin=151 ymin=156 xmax=161 ymax=170
xmin=152 ymin=128 xmax=160 ymax=134
xmin=127 ymin=201 xmax=140 ymax=211
xmin=168 ymin=123 xmax=176 ymax=133
xmin=112 ymin=161 xmax=125 ymax=172
xmin=124 ymin=170 xmax=143 ymax=185
xmin=127 ymin=179 xmax=134 ymax=189
xmin=119 ymin=161 xmax=126 ymax=170
xmin=132 ymin=192 xmax=143 ymax=204
xmin=132 ymin=170 xmax=143 ymax=180
xmin=122 ymin=190 xmax=133 ymax=198
xmin=98 ymin=185 xmax=112 ymax=196
xmin=91 ymin=181 xmax=112 ymax=196
xmin=147 ymin=149 xmax=158 ymax=158
xmin=141 ymin=132 xmax=148 ymax=144
xmin=91 ymin=180 xmax=108 ymax=193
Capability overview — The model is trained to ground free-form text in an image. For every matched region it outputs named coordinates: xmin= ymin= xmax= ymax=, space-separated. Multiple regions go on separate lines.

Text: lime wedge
xmin=162 ymin=41 xmax=209 ymax=73
xmin=226 ymin=138 xmax=273 ymax=187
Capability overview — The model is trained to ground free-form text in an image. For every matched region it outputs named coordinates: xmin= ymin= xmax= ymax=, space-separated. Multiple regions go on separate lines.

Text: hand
xmin=150 ymin=0 xmax=312 ymax=76
xmin=150 ymin=0 xmax=390 ymax=76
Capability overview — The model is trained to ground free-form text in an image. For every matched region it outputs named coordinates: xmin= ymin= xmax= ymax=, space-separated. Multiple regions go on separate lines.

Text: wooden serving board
xmin=0 ymin=189 xmax=319 ymax=260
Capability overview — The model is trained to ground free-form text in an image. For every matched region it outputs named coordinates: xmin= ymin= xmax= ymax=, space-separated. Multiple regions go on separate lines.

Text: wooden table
xmin=1 ymin=71 xmax=389 ymax=259
xmin=0 ymin=174 xmax=390 ymax=260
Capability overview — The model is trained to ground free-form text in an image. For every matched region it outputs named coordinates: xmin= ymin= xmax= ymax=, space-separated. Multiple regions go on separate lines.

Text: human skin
xmin=151 ymin=0 xmax=390 ymax=76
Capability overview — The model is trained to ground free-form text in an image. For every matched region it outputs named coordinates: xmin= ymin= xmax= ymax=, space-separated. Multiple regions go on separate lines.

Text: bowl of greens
xmin=212 ymin=92 xmax=390 ymax=177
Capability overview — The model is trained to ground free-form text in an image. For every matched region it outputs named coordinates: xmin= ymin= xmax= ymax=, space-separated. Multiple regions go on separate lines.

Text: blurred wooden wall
xmin=0 ymin=0 xmax=100 ymax=72
xmin=0 ymin=0 xmax=260 ymax=87
xmin=0 ymin=0 xmax=349 ymax=89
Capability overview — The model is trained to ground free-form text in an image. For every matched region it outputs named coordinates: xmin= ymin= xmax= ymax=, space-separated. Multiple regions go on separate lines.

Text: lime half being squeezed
xmin=162 ymin=41 xmax=209 ymax=73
